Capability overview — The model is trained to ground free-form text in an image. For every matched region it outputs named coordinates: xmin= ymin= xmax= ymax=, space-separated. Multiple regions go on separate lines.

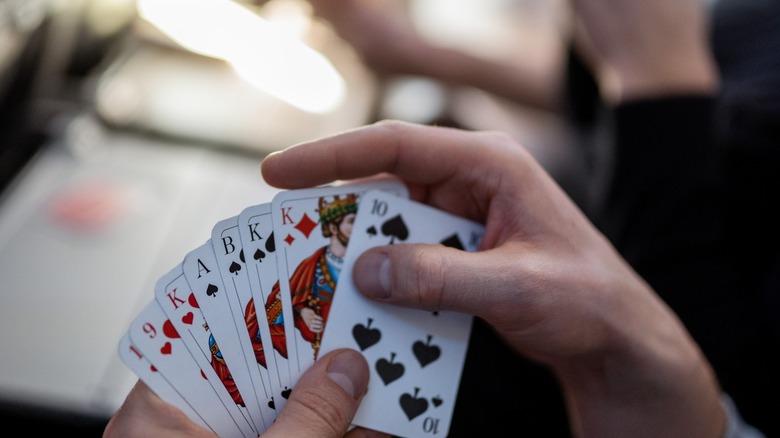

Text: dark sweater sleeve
xmin=602 ymin=95 xmax=741 ymax=363
xmin=601 ymin=96 xmax=780 ymax=436
xmin=602 ymin=96 xmax=722 ymax=261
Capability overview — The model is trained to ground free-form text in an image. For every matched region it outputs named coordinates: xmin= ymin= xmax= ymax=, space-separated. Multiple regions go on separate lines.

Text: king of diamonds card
xmin=270 ymin=181 xmax=407 ymax=381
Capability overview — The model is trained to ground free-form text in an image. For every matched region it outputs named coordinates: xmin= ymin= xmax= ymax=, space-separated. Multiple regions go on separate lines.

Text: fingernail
xmin=327 ymin=350 xmax=369 ymax=400
xmin=354 ymin=252 xmax=391 ymax=299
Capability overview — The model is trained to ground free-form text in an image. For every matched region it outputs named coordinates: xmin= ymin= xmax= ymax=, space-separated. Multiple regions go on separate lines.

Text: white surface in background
xmin=0 ymin=114 xmax=281 ymax=418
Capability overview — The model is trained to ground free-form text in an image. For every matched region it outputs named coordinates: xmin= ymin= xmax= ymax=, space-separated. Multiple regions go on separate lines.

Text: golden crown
xmin=318 ymin=193 xmax=358 ymax=224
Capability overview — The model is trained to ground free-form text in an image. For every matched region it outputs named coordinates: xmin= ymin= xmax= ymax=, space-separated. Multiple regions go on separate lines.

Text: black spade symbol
xmin=352 ymin=318 xmax=381 ymax=351
xmin=254 ymin=248 xmax=266 ymax=262
xmin=265 ymin=232 xmax=276 ymax=253
xmin=381 ymin=215 xmax=409 ymax=244
xmin=412 ymin=335 xmax=441 ymax=368
xmin=439 ymin=233 xmax=465 ymax=250
xmin=206 ymin=284 xmax=219 ymax=297
xmin=432 ymin=396 xmax=443 ymax=407
xmin=375 ymin=352 xmax=404 ymax=385
xmin=268 ymin=398 xmax=275 ymax=410
xmin=239 ymin=249 xmax=245 ymax=263
xmin=229 ymin=261 xmax=242 ymax=275
xmin=366 ymin=225 xmax=377 ymax=237
xmin=281 ymin=387 xmax=291 ymax=399
xmin=399 ymin=387 xmax=428 ymax=421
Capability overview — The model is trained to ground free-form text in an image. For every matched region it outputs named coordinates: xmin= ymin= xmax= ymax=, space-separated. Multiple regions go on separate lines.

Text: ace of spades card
xmin=181 ymin=241 xmax=274 ymax=433
xmin=319 ymin=190 xmax=485 ymax=438
xmin=270 ymin=180 xmax=408 ymax=381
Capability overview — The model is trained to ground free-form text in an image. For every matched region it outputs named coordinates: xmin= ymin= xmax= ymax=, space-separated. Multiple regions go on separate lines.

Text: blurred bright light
xmin=136 ymin=0 xmax=345 ymax=113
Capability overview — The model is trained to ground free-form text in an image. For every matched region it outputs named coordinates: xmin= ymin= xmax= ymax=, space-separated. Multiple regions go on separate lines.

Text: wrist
xmin=601 ymin=50 xmax=720 ymax=104
xmin=552 ymin=278 xmax=726 ymax=437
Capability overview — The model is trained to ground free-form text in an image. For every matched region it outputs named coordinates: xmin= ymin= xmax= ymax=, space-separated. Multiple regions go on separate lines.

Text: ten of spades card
xmin=319 ymin=189 xmax=485 ymax=438
xmin=270 ymin=180 xmax=409 ymax=382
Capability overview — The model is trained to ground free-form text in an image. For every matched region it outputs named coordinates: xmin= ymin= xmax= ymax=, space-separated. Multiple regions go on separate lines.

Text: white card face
xmin=127 ymin=299 xmax=251 ymax=438
xmin=117 ymin=332 xmax=210 ymax=432
xmin=153 ymin=263 xmax=257 ymax=438
xmin=319 ymin=190 xmax=484 ymax=438
xmin=237 ymin=203 xmax=292 ymax=412
xmin=271 ymin=180 xmax=409 ymax=381
xmin=211 ymin=215 xmax=280 ymax=422
xmin=181 ymin=242 xmax=269 ymax=433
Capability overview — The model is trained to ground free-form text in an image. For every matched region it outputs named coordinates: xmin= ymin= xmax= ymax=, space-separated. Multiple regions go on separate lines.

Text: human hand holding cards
xmin=117 ymin=179 xmax=484 ymax=438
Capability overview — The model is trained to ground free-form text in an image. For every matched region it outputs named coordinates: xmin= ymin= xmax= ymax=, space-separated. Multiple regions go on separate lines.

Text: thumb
xmin=262 ymin=349 xmax=369 ymax=438
xmin=353 ymin=244 xmax=491 ymax=315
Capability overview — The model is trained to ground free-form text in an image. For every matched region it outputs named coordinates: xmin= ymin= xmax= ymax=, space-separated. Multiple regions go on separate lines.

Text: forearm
xmin=308 ymin=0 xmax=565 ymax=111
xmin=558 ymin=352 xmax=724 ymax=438
xmin=413 ymin=44 xmax=566 ymax=112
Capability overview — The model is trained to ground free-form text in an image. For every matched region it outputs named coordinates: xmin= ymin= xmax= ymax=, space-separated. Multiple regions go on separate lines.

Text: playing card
xmin=270 ymin=180 xmax=409 ymax=381
xmin=116 ymin=332 xmax=210 ymax=431
xmin=237 ymin=203 xmax=292 ymax=412
xmin=181 ymin=242 xmax=272 ymax=433
xmin=319 ymin=189 xmax=484 ymax=438
xmin=211 ymin=215 xmax=282 ymax=417
xmin=127 ymin=299 xmax=253 ymax=438
xmin=154 ymin=263 xmax=262 ymax=436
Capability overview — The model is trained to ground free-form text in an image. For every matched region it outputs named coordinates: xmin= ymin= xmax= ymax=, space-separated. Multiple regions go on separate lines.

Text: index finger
xmin=260 ymin=120 xmax=497 ymax=189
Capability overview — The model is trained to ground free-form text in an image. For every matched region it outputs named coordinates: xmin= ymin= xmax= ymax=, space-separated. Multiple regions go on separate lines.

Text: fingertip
xmin=325 ymin=349 xmax=370 ymax=400
xmin=260 ymin=151 xmax=283 ymax=186
xmin=353 ymin=250 xmax=392 ymax=300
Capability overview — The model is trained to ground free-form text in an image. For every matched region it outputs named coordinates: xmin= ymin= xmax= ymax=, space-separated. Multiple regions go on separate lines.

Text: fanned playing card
xmin=237 ymin=203 xmax=292 ymax=412
xmin=116 ymin=332 xmax=210 ymax=432
xmin=211 ymin=214 xmax=282 ymax=418
xmin=319 ymin=190 xmax=484 ymax=438
xmin=270 ymin=180 xmax=409 ymax=383
xmin=127 ymin=299 xmax=253 ymax=438
xmin=181 ymin=241 xmax=273 ymax=433
xmin=153 ymin=262 xmax=258 ymax=437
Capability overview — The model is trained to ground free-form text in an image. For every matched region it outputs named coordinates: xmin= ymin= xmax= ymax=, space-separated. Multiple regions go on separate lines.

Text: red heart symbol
xmin=160 ymin=342 xmax=172 ymax=355
xmin=162 ymin=320 xmax=180 ymax=339
xmin=182 ymin=312 xmax=194 ymax=325
xmin=188 ymin=293 xmax=199 ymax=309
xmin=150 ymin=365 xmax=157 ymax=372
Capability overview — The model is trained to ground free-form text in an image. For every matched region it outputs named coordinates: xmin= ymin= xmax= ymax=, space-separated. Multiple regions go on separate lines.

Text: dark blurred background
xmin=0 ymin=0 xmax=575 ymax=434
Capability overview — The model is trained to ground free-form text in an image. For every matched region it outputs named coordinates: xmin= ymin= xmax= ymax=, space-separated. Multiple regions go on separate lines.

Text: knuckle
xmin=289 ymin=387 xmax=350 ymax=434
xmin=399 ymin=246 xmax=447 ymax=310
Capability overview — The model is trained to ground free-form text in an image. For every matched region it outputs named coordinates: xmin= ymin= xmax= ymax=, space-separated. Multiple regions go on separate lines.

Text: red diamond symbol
xmin=294 ymin=212 xmax=318 ymax=239
xmin=284 ymin=234 xmax=295 ymax=246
